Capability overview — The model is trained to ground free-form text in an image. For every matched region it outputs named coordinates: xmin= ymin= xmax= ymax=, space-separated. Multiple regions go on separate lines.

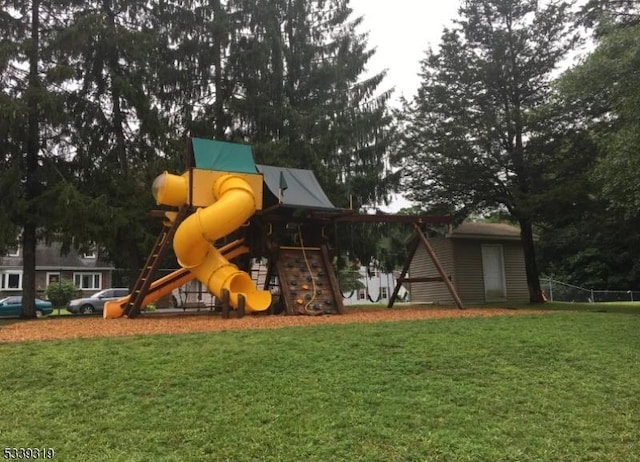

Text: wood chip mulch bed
xmin=0 ymin=306 xmax=549 ymax=344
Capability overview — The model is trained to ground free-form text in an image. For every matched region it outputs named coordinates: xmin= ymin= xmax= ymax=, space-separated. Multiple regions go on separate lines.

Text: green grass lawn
xmin=1 ymin=311 xmax=639 ymax=461
xmin=539 ymin=300 xmax=640 ymax=314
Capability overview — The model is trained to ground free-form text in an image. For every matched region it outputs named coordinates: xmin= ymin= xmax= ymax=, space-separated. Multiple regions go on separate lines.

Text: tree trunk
xmin=22 ymin=0 xmax=40 ymax=318
xmin=518 ymin=217 xmax=544 ymax=304
xmin=21 ymin=226 xmax=37 ymax=318
xmin=101 ymin=0 xmax=127 ymax=173
xmin=212 ymin=0 xmax=225 ymax=139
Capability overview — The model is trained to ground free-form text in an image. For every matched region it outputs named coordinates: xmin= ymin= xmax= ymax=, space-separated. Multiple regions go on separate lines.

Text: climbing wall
xmin=275 ymin=246 xmax=345 ymax=315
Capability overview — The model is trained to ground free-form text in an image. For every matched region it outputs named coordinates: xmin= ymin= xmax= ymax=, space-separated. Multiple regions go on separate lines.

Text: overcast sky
xmin=349 ymin=0 xmax=461 ymax=104
xmin=348 ymin=0 xmax=589 ymax=212
xmin=347 ymin=1 xmax=462 ymax=211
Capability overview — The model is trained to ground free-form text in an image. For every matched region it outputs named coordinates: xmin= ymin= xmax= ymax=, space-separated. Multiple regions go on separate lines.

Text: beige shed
xmin=407 ymin=222 xmax=529 ymax=305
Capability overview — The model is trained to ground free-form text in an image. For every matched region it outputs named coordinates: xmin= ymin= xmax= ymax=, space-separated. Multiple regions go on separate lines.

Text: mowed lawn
xmin=1 ymin=311 xmax=639 ymax=461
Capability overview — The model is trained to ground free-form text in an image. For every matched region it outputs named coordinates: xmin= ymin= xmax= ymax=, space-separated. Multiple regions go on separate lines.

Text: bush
xmin=45 ymin=279 xmax=78 ymax=308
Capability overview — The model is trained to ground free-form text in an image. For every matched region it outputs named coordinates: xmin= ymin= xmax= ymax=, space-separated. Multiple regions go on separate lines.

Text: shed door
xmin=481 ymin=244 xmax=507 ymax=302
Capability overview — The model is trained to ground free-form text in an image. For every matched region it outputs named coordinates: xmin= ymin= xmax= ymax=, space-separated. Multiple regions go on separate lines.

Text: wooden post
xmin=221 ymin=289 xmax=230 ymax=319
xmin=413 ymin=224 xmax=464 ymax=309
xmin=321 ymin=244 xmax=346 ymax=314
xmin=237 ymin=294 xmax=246 ymax=318
xmin=388 ymin=238 xmax=420 ymax=308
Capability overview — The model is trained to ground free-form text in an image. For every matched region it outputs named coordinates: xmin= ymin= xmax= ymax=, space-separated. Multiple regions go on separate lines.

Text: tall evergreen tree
xmin=223 ymin=0 xmax=398 ymax=208
xmin=1 ymin=0 xmax=400 ymax=299
xmin=53 ymin=0 xmax=187 ymax=278
xmin=0 ymin=0 xmax=75 ymax=317
xmin=149 ymin=0 xmax=234 ymax=140
xmin=399 ymin=0 xmax=579 ymax=303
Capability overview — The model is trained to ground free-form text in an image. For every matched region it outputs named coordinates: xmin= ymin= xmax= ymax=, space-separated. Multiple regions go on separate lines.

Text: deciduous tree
xmin=398 ymin=0 xmax=579 ymax=303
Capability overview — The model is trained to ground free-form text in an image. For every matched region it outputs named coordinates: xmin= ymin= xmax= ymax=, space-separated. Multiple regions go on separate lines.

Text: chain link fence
xmin=542 ymin=278 xmax=640 ymax=303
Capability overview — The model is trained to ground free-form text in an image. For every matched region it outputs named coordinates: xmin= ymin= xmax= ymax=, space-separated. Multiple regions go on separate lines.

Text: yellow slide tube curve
xmin=103 ymin=240 xmax=250 ymax=319
xmin=171 ymin=174 xmax=271 ymax=312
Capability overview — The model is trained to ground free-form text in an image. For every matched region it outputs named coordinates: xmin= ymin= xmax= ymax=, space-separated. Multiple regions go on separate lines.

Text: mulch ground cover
xmin=0 ymin=306 xmax=548 ymax=343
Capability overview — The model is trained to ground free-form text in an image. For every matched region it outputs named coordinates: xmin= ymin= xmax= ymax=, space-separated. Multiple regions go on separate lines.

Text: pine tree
xmin=1 ymin=0 xmax=400 ymax=299
xmin=0 ymin=0 xmax=75 ymax=317
xmin=53 ymin=0 xmax=187 ymax=278
xmin=222 ymin=0 xmax=398 ymax=208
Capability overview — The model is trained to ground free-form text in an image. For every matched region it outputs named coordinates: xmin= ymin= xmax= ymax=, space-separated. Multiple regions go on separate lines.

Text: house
xmin=342 ymin=266 xmax=409 ymax=305
xmin=0 ymin=242 xmax=115 ymax=299
xmin=408 ymin=222 xmax=530 ymax=305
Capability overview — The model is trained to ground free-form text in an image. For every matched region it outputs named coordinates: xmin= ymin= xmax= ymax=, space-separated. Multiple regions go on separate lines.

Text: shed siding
xmin=409 ymin=237 xmax=456 ymax=304
xmin=452 ymin=240 xmax=486 ymax=304
xmin=409 ymin=234 xmax=530 ymax=305
xmin=502 ymin=242 xmax=529 ymax=303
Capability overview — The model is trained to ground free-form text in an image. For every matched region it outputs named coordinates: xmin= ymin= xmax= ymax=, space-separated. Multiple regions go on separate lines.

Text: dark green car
xmin=0 ymin=296 xmax=53 ymax=318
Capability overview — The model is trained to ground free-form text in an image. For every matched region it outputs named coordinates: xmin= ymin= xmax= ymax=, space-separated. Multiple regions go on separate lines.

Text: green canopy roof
xmin=191 ymin=138 xmax=258 ymax=173
xmin=189 ymin=138 xmax=340 ymax=211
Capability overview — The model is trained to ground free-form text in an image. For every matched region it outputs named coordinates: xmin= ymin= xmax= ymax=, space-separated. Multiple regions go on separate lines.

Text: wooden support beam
xmin=313 ymin=212 xmax=452 ymax=225
xmin=321 ymin=244 xmax=345 ymax=314
xmin=263 ymin=258 xmax=276 ymax=292
xmin=259 ymin=212 xmax=452 ymax=226
xmin=399 ymin=276 xmax=445 ymax=284
xmin=413 ymin=224 xmax=464 ymax=309
xmin=274 ymin=250 xmax=295 ymax=315
xmin=388 ymin=238 xmax=420 ymax=308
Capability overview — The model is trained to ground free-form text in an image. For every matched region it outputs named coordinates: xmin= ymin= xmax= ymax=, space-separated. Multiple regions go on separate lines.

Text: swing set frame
xmin=310 ymin=212 xmax=465 ymax=310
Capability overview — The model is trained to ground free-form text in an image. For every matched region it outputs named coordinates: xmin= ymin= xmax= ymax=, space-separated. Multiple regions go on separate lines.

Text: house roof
xmin=0 ymin=242 xmax=115 ymax=271
xmin=447 ymin=222 xmax=522 ymax=241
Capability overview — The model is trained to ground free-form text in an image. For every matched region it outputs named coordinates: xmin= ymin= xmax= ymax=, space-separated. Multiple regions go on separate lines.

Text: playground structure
xmin=104 ymin=138 xmax=462 ymax=319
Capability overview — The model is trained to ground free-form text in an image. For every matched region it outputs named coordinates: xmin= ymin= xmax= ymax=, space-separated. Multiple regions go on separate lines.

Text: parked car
xmin=0 ymin=296 xmax=53 ymax=318
xmin=67 ymin=288 xmax=129 ymax=315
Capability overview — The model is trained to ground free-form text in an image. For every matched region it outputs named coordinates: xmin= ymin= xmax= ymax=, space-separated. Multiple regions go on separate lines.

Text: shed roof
xmin=447 ymin=222 xmax=522 ymax=241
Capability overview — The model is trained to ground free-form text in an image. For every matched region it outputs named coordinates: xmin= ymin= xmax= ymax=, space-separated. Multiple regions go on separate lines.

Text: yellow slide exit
xmin=155 ymin=172 xmax=271 ymax=313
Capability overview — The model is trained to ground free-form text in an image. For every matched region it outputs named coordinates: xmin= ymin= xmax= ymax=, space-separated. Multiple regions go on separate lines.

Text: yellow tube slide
xmin=103 ymin=240 xmax=249 ymax=319
xmin=167 ymin=174 xmax=271 ymax=312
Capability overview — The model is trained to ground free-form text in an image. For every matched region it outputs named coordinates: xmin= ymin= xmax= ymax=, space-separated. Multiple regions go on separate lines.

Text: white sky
xmin=348 ymin=1 xmax=462 ymax=212
xmin=349 ymin=0 xmax=461 ymax=104
xmin=349 ymin=0 xmax=589 ymax=212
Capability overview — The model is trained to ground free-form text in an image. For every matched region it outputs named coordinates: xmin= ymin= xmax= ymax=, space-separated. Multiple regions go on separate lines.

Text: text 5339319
xmin=3 ymin=448 xmax=55 ymax=459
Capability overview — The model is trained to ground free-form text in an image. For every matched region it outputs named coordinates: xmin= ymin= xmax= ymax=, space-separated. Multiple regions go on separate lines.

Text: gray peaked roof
xmin=0 ymin=242 xmax=114 ymax=270
xmin=256 ymin=164 xmax=339 ymax=211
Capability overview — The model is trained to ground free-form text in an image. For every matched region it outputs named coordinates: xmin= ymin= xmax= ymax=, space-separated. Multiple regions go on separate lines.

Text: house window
xmin=47 ymin=272 xmax=61 ymax=286
xmin=79 ymin=242 xmax=97 ymax=259
xmin=381 ymin=287 xmax=388 ymax=299
xmin=82 ymin=249 xmax=97 ymax=259
xmin=74 ymin=273 xmax=101 ymax=290
xmin=357 ymin=289 xmax=365 ymax=300
xmin=6 ymin=247 xmax=19 ymax=257
xmin=1 ymin=271 xmax=22 ymax=290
